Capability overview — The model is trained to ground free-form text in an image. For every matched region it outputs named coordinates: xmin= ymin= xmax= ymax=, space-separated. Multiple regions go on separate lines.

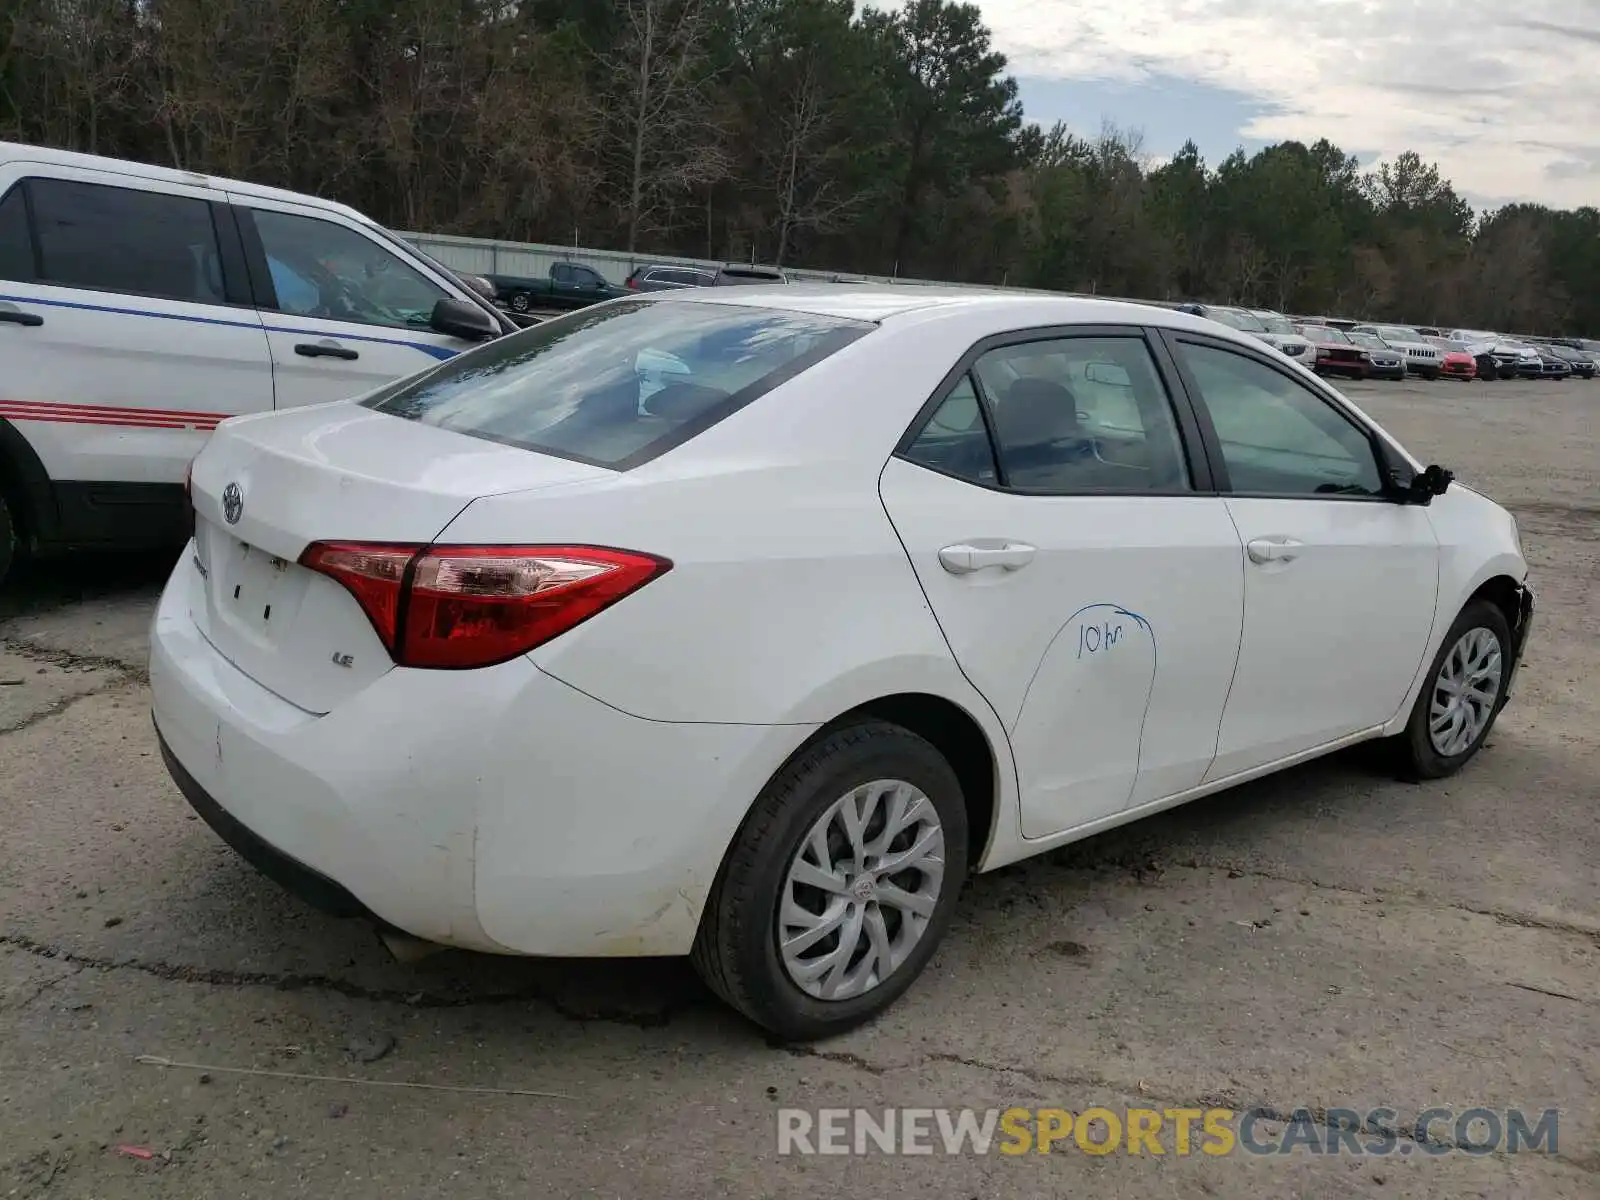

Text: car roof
xmin=0 ymin=140 xmax=373 ymax=225
xmin=640 ymin=283 xmax=1255 ymax=335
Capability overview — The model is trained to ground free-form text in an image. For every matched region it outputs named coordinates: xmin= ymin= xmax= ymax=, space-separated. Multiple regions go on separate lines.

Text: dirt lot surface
xmin=1 ymin=376 xmax=1596 ymax=1198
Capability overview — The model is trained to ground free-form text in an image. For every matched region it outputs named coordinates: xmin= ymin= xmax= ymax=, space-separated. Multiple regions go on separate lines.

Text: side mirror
xmin=1394 ymin=462 xmax=1453 ymax=505
xmin=1413 ymin=463 xmax=1454 ymax=500
xmin=429 ymin=297 xmax=498 ymax=342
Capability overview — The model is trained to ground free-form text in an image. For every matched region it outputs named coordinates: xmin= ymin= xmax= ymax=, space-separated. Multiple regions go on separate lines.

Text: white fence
xmin=396 ymin=230 xmax=1065 ymax=295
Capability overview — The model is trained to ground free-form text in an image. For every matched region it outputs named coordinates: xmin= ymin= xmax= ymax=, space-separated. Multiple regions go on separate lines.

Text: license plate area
xmin=198 ymin=520 xmax=311 ymax=642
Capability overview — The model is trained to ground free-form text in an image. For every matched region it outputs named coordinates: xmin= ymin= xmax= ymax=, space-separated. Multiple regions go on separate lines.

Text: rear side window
xmin=365 ymin=298 xmax=871 ymax=469
xmin=0 ymin=185 xmax=34 ymax=281
xmin=29 ymin=179 xmax=225 ymax=304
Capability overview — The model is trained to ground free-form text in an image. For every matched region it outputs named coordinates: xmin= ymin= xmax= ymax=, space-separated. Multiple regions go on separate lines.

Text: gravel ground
xmin=0 ymin=376 xmax=1595 ymax=1198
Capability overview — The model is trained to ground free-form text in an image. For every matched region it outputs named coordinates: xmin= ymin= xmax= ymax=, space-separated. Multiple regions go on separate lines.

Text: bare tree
xmin=598 ymin=0 xmax=729 ymax=251
xmin=759 ymin=54 xmax=868 ymax=263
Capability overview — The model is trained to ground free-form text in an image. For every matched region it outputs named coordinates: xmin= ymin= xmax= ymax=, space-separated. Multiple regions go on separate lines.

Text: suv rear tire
xmin=0 ymin=491 xmax=16 ymax=587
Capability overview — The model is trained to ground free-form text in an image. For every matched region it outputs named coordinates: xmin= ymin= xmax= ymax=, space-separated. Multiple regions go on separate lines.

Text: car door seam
xmin=1207 ymin=498 xmax=1251 ymax=771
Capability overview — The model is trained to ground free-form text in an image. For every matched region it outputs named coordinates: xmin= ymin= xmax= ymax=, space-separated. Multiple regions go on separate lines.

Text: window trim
xmin=18 ymin=175 xmax=251 ymax=311
xmin=0 ymin=181 xmax=43 ymax=280
xmin=893 ymin=323 xmax=1217 ymax=496
xmin=233 ymin=204 xmax=451 ymax=331
xmin=1157 ymin=328 xmax=1405 ymax=503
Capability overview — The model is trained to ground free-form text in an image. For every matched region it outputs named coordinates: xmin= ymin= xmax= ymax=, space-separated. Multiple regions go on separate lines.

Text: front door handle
xmin=1246 ymin=537 xmax=1303 ymax=564
xmin=0 ymin=306 xmax=42 ymax=327
xmin=939 ymin=541 xmax=1037 ymax=574
xmin=294 ymin=341 xmax=359 ymax=361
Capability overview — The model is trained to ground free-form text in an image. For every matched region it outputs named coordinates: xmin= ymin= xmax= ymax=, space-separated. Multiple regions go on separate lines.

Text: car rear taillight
xmin=300 ymin=542 xmax=670 ymax=670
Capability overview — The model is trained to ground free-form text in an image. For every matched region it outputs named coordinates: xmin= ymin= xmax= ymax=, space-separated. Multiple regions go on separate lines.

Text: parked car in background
xmin=625 ymin=264 xmax=716 ymax=292
xmin=1297 ymin=324 xmax=1372 ymax=379
xmin=713 ymin=264 xmax=789 ymax=286
xmin=0 ymin=140 xmax=512 ymax=587
xmin=1540 ymin=344 xmax=1596 ymax=379
xmin=1449 ymin=331 xmax=1540 ymax=378
xmin=1245 ymin=309 xmax=1317 ymax=365
xmin=1532 ymin=348 xmax=1572 ymax=380
xmin=1346 ymin=332 xmax=1407 ymax=380
xmin=1350 ymin=324 xmax=1443 ymax=379
xmin=1172 ymin=305 xmax=1313 ymax=367
xmin=153 ymin=286 xmax=1534 ymax=1040
xmin=1423 ymin=338 xmax=1483 ymax=380
xmin=486 ymin=262 xmax=628 ymax=312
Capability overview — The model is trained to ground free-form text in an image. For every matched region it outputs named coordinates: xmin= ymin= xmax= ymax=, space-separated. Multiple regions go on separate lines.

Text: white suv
xmin=0 ymin=142 xmax=512 ymax=584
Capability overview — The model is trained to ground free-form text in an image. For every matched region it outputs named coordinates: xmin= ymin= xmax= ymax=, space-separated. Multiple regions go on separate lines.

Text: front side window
xmin=366 ymin=298 xmax=869 ymax=469
xmin=0 ymin=185 xmax=33 ymax=281
xmin=250 ymin=208 xmax=447 ymax=330
xmin=29 ymin=179 xmax=224 ymax=304
xmin=969 ymin=336 xmax=1191 ymax=492
xmin=1176 ymin=342 xmax=1384 ymax=497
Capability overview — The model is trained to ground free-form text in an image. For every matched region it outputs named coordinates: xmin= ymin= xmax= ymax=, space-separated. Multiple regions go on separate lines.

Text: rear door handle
xmin=1246 ymin=537 xmax=1303 ymax=564
xmin=939 ymin=541 xmax=1037 ymax=574
xmin=294 ymin=341 xmax=359 ymax=361
xmin=0 ymin=306 xmax=42 ymax=327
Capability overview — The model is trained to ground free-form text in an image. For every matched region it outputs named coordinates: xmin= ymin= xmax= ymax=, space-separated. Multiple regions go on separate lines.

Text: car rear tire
xmin=691 ymin=720 xmax=969 ymax=1042
xmin=1392 ymin=600 xmax=1512 ymax=781
xmin=508 ymin=292 xmax=531 ymax=313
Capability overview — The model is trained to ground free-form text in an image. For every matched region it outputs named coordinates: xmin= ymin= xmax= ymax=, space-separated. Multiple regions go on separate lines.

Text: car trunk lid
xmin=187 ymin=403 xmax=613 ymax=713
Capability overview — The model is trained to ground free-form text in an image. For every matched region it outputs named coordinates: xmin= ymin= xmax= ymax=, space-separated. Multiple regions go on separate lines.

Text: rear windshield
xmin=364 ymin=298 xmax=870 ymax=469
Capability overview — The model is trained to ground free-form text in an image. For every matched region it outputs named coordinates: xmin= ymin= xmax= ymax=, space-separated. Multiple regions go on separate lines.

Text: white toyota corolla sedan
xmin=150 ymin=287 xmax=1535 ymax=1040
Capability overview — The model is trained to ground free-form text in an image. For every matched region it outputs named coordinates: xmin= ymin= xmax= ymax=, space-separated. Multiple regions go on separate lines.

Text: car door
xmin=231 ymin=198 xmax=473 ymax=409
xmin=0 ymin=165 xmax=271 ymax=542
xmin=1163 ymin=332 xmax=1439 ymax=780
xmin=878 ymin=327 xmax=1245 ymax=839
xmin=557 ymin=263 xmax=612 ymax=305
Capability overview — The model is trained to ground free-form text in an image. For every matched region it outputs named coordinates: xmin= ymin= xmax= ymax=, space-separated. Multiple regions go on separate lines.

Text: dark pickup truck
xmin=485 ymin=262 xmax=628 ymax=312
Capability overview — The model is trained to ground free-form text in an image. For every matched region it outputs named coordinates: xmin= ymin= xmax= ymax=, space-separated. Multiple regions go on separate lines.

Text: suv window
xmin=0 ymin=185 xmax=33 ymax=281
xmin=29 ymin=179 xmax=225 ymax=305
xmin=249 ymin=208 xmax=447 ymax=330
xmin=365 ymin=298 xmax=870 ymax=469
xmin=1176 ymin=342 xmax=1383 ymax=496
xmin=945 ymin=336 xmax=1190 ymax=492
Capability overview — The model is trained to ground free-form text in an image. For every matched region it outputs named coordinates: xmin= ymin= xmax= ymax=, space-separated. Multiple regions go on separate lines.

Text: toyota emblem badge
xmin=221 ymin=482 xmax=243 ymax=525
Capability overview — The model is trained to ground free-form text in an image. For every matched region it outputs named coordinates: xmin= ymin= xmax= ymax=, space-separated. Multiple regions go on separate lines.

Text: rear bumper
xmin=149 ymin=550 xmax=808 ymax=957
xmin=159 ymin=731 xmax=375 ymax=922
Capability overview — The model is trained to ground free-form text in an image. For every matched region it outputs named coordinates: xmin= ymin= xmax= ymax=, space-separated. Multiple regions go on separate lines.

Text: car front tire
xmin=1393 ymin=600 xmax=1513 ymax=781
xmin=692 ymin=720 xmax=969 ymax=1042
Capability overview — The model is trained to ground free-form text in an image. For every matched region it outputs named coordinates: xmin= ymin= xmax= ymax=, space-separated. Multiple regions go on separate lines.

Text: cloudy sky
xmin=946 ymin=0 xmax=1600 ymax=211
